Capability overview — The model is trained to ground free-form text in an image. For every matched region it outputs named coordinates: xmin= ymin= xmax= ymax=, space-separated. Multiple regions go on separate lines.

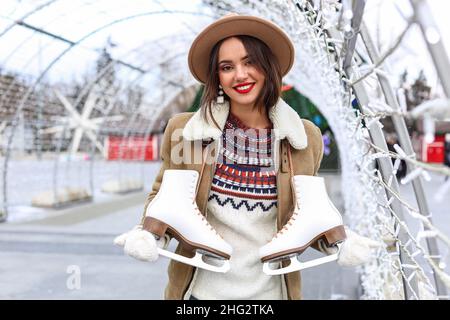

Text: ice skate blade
xmin=157 ymin=248 xmax=230 ymax=273
xmin=263 ymin=244 xmax=342 ymax=275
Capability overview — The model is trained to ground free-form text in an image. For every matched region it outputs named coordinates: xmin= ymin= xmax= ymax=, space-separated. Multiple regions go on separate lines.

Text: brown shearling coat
xmin=140 ymin=99 xmax=324 ymax=300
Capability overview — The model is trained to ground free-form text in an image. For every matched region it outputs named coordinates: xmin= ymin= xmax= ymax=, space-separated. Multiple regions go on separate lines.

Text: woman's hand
xmin=114 ymin=225 xmax=168 ymax=262
xmin=317 ymin=227 xmax=383 ymax=267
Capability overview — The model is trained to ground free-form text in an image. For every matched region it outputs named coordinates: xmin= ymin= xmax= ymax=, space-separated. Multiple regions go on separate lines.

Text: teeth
xmin=236 ymin=84 xmax=252 ymax=90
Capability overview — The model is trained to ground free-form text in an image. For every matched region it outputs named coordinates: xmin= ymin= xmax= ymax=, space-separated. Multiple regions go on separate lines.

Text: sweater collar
xmin=182 ymin=98 xmax=308 ymax=150
xmin=226 ymin=111 xmax=273 ymax=131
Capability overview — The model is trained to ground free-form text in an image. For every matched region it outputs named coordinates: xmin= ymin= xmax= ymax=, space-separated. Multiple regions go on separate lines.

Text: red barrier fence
xmin=104 ymin=135 xmax=159 ymax=161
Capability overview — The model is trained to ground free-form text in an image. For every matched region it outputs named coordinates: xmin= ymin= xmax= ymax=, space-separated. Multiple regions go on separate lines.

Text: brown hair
xmin=199 ymin=35 xmax=282 ymax=129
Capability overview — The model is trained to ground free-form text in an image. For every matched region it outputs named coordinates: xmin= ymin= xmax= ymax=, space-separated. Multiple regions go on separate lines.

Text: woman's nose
xmin=234 ymin=64 xmax=248 ymax=80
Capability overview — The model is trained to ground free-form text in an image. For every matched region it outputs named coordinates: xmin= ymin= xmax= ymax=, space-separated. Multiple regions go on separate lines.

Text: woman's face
xmin=217 ymin=37 xmax=265 ymax=108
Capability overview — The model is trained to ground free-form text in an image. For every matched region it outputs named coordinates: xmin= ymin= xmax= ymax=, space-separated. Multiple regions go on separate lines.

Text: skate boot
xmin=260 ymin=175 xmax=346 ymax=275
xmin=143 ymin=169 xmax=232 ymax=273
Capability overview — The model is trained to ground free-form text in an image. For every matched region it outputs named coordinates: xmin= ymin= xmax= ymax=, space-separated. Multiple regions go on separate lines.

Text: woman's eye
xmin=221 ymin=65 xmax=232 ymax=71
xmin=246 ymin=60 xmax=252 ymax=65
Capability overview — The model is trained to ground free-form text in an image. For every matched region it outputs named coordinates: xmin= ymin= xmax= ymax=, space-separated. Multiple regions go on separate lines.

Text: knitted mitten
xmin=317 ymin=226 xmax=383 ymax=267
xmin=114 ymin=225 xmax=168 ymax=262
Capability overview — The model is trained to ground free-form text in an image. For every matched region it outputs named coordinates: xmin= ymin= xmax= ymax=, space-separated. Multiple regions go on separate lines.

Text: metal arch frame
xmin=63 ymin=33 xmax=193 ymax=119
xmin=78 ymin=49 xmax=191 ymax=197
xmin=0 ymin=1 xmax=183 ymax=153
xmin=0 ymin=9 xmax=216 ymax=220
xmin=0 ymin=5 xmax=206 ymax=164
xmin=357 ymin=20 xmax=447 ymax=299
xmin=200 ymin=0 xmax=448 ymax=298
xmin=0 ymin=1 xmax=96 ymax=67
xmin=0 ymin=9 xmax=210 ymax=114
xmin=409 ymin=0 xmax=450 ymax=97
xmin=0 ymin=0 xmax=59 ymax=38
xmin=23 ymin=36 xmax=191 ymax=210
xmin=93 ymin=73 xmax=195 ymax=195
xmin=0 ymin=29 xmax=193 ymax=163
xmin=52 ymin=33 xmax=192 ymax=196
xmin=0 ymin=14 xmax=182 ymax=131
xmin=137 ymin=82 xmax=199 ymax=184
xmin=98 ymin=51 xmax=195 ymax=184
xmin=407 ymin=0 xmax=450 ymax=297
xmin=288 ymin=0 xmax=438 ymax=299
xmin=1 ymin=34 xmax=197 ymax=217
xmin=333 ymin=0 xmax=447 ymax=299
xmin=0 ymin=1 xmax=164 ymax=120
xmin=332 ymin=0 xmax=417 ymax=300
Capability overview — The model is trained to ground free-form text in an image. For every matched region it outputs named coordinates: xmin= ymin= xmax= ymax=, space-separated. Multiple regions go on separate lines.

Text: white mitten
xmin=317 ymin=227 xmax=383 ymax=267
xmin=114 ymin=225 xmax=141 ymax=246
xmin=114 ymin=225 xmax=169 ymax=262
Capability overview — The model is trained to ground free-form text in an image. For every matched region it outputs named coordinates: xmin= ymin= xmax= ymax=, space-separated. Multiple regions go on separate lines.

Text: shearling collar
xmin=182 ymin=98 xmax=308 ymax=149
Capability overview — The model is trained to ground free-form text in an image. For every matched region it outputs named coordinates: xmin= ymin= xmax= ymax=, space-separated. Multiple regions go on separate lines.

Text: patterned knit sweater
xmin=190 ymin=112 xmax=284 ymax=300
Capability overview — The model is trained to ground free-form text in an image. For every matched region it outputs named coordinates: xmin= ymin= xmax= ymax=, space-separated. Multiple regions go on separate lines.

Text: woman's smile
xmin=233 ymin=82 xmax=256 ymax=94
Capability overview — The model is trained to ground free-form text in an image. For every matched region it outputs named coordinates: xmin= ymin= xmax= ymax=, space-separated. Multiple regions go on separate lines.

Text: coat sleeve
xmin=139 ymin=118 xmax=174 ymax=225
xmin=310 ymin=125 xmax=325 ymax=253
xmin=313 ymin=125 xmax=324 ymax=176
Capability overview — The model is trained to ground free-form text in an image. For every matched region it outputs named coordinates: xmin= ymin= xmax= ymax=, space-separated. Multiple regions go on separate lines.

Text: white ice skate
xmin=260 ymin=175 xmax=346 ymax=275
xmin=143 ymin=169 xmax=232 ymax=273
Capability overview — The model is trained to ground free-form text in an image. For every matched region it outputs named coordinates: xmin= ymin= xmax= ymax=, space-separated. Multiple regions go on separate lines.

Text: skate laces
xmin=273 ymin=184 xmax=301 ymax=240
xmin=186 ymin=146 xmax=224 ymax=240
xmin=273 ymin=146 xmax=301 ymax=240
xmin=274 ymin=211 xmax=298 ymax=239
xmin=192 ymin=201 xmax=223 ymax=239
xmin=190 ymin=182 xmax=223 ymax=239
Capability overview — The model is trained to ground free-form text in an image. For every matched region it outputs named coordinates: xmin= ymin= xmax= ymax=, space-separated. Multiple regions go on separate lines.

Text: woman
xmin=178 ymin=15 xmax=316 ymax=300
xmin=116 ymin=13 xmax=380 ymax=300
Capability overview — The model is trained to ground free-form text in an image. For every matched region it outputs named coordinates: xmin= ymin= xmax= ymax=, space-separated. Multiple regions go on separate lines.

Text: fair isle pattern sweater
xmin=190 ymin=112 xmax=284 ymax=300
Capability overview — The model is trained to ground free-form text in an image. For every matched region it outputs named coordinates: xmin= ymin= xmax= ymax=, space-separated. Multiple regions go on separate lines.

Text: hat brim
xmin=188 ymin=15 xmax=295 ymax=84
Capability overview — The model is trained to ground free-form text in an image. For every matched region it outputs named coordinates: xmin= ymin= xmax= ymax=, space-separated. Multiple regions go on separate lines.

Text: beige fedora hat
xmin=188 ymin=13 xmax=295 ymax=84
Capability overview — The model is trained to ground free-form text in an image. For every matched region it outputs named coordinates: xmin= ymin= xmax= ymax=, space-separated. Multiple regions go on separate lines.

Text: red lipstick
xmin=233 ymin=82 xmax=255 ymax=94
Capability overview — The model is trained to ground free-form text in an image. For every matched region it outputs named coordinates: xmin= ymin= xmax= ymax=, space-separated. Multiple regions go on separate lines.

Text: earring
xmin=217 ymin=84 xmax=224 ymax=104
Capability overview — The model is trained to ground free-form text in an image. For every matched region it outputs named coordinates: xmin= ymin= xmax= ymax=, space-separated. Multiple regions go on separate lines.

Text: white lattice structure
xmin=0 ymin=0 xmax=450 ymax=299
